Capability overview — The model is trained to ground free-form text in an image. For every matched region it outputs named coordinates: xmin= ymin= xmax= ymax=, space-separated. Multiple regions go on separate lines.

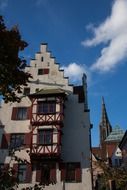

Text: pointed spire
xmin=100 ymin=97 xmax=112 ymax=143
xmin=101 ymin=97 xmax=108 ymax=124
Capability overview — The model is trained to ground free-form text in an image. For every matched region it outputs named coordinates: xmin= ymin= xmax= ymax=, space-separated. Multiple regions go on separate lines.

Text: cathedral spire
xmin=100 ymin=97 xmax=112 ymax=145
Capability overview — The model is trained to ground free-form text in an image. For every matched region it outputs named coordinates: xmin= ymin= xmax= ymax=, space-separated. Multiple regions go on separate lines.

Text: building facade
xmin=0 ymin=43 xmax=92 ymax=190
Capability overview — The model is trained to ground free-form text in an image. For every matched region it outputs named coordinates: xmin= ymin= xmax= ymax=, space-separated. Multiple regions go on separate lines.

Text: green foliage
xmin=0 ymin=16 xmax=32 ymax=103
xmin=0 ymin=165 xmax=18 ymax=190
xmin=95 ymin=160 xmax=127 ymax=190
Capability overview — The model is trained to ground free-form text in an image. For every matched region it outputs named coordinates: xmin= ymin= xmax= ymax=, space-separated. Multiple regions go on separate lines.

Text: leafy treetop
xmin=0 ymin=16 xmax=32 ymax=103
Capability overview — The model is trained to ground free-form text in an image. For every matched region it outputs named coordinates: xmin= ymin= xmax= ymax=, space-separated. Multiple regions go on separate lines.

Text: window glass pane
xmin=38 ymin=130 xmax=45 ymax=144
xmin=49 ymin=103 xmax=55 ymax=113
xmin=66 ymin=163 xmax=75 ymax=182
xmin=38 ymin=69 xmax=43 ymax=75
xmin=37 ymin=102 xmax=56 ymax=114
xmin=17 ymin=108 xmax=27 ymax=120
xmin=42 ymin=164 xmax=50 ymax=184
xmin=43 ymin=103 xmax=48 ymax=113
xmin=18 ymin=164 xmax=26 ymax=183
xmin=38 ymin=130 xmax=53 ymax=145
xmin=10 ymin=134 xmax=24 ymax=149
xmin=45 ymin=131 xmax=52 ymax=144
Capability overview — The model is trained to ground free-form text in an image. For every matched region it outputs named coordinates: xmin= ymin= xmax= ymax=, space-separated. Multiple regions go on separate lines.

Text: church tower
xmin=99 ymin=97 xmax=112 ymax=159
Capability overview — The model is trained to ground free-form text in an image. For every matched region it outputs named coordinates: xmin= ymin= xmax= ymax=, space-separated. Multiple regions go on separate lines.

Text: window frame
xmin=16 ymin=107 xmax=27 ymax=120
xmin=18 ymin=164 xmax=27 ymax=183
xmin=37 ymin=101 xmax=56 ymax=114
xmin=38 ymin=129 xmax=53 ymax=145
xmin=61 ymin=162 xmax=81 ymax=183
xmin=66 ymin=163 xmax=76 ymax=182
xmin=10 ymin=133 xmax=24 ymax=149
xmin=38 ymin=68 xmax=49 ymax=75
xmin=11 ymin=107 xmax=30 ymax=120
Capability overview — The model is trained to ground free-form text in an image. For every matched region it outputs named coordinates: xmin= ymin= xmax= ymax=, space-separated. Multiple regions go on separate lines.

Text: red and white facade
xmin=0 ymin=43 xmax=92 ymax=190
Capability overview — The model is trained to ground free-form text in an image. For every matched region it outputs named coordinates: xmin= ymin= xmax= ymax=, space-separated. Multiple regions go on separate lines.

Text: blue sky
xmin=1 ymin=0 xmax=127 ymax=146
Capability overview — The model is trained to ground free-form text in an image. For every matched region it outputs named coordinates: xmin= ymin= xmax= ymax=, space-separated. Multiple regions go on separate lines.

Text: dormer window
xmin=38 ymin=68 xmax=49 ymax=75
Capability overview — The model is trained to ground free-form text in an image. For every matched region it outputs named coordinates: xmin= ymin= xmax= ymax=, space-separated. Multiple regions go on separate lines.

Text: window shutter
xmin=50 ymin=164 xmax=56 ymax=184
xmin=11 ymin=107 xmax=17 ymax=120
xmin=75 ymin=163 xmax=81 ymax=182
xmin=25 ymin=164 xmax=32 ymax=183
xmin=36 ymin=166 xmax=41 ymax=182
xmin=27 ymin=107 xmax=31 ymax=120
xmin=1 ymin=133 xmax=10 ymax=149
xmin=24 ymin=133 xmax=31 ymax=148
xmin=44 ymin=68 xmax=49 ymax=74
xmin=13 ymin=164 xmax=18 ymax=179
xmin=60 ymin=163 xmax=66 ymax=181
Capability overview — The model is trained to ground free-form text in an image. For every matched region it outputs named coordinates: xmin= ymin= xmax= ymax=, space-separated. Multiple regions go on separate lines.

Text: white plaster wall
xmin=112 ymin=146 xmax=122 ymax=166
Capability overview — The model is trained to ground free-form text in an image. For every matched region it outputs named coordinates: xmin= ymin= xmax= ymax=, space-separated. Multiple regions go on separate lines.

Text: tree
xmin=0 ymin=165 xmax=18 ymax=190
xmin=94 ymin=160 xmax=127 ymax=190
xmin=0 ymin=16 xmax=32 ymax=103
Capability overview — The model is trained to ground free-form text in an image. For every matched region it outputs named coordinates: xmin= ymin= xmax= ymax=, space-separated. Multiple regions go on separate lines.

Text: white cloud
xmin=0 ymin=0 xmax=8 ymax=11
xmin=61 ymin=63 xmax=90 ymax=84
xmin=82 ymin=0 xmax=127 ymax=72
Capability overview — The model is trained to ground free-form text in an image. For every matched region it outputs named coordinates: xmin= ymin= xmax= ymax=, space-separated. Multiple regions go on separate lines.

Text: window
xmin=38 ymin=68 xmax=49 ymax=75
xmin=11 ymin=107 xmax=30 ymax=120
xmin=37 ymin=101 xmax=56 ymax=114
xmin=36 ymin=163 xmax=56 ymax=185
xmin=41 ymin=57 xmax=44 ymax=62
xmin=66 ymin=163 xmax=76 ymax=182
xmin=41 ymin=164 xmax=50 ymax=184
xmin=18 ymin=164 xmax=27 ymax=183
xmin=23 ymin=87 xmax=30 ymax=95
xmin=38 ymin=129 xmax=53 ymax=145
xmin=17 ymin=107 xmax=27 ymax=120
xmin=60 ymin=162 xmax=81 ymax=183
xmin=10 ymin=134 xmax=24 ymax=149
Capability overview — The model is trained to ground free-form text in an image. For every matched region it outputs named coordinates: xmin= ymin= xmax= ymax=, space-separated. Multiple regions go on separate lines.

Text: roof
xmin=105 ymin=125 xmax=125 ymax=142
xmin=29 ymin=88 xmax=67 ymax=97
xmin=92 ymin=147 xmax=101 ymax=159
xmin=119 ymin=130 xmax=127 ymax=149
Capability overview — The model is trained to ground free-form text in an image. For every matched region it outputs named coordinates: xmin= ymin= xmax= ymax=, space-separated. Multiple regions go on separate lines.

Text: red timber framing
xmin=30 ymin=96 xmax=64 ymax=126
xmin=29 ymin=93 xmax=65 ymax=159
xmin=30 ymin=125 xmax=62 ymax=158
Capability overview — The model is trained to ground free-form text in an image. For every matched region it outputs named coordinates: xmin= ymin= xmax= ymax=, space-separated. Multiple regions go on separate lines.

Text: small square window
xmin=41 ymin=57 xmax=44 ymax=62
xmin=23 ymin=88 xmax=30 ymax=95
